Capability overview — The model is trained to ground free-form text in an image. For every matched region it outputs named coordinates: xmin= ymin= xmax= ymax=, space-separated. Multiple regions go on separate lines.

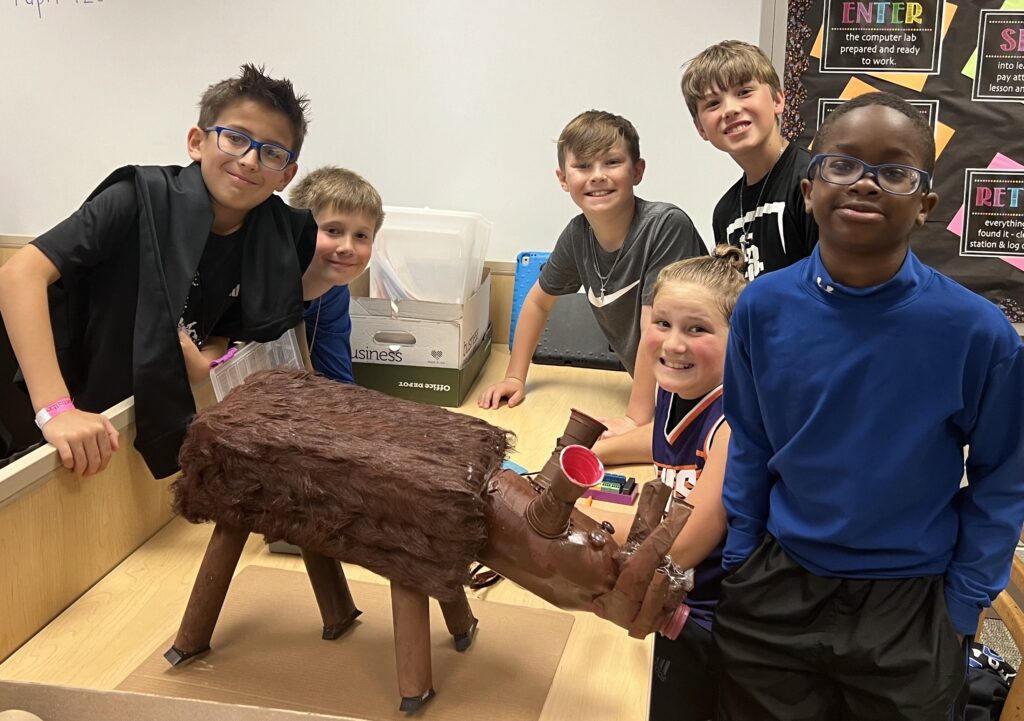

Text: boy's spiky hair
xmin=198 ymin=63 xmax=311 ymax=155
xmin=557 ymin=110 xmax=641 ymax=170
xmin=680 ymin=40 xmax=781 ymax=119
xmin=290 ymin=166 xmax=386 ymax=233
xmin=815 ymin=92 xmax=936 ymax=174
xmin=653 ymin=244 xmax=748 ymax=322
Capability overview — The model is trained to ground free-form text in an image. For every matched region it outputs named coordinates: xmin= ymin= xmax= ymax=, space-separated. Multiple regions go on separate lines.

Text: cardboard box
xmin=349 ymin=269 xmax=490 ymax=370
xmin=0 ymin=680 xmax=360 ymax=721
xmin=353 ymin=325 xmax=491 ymax=406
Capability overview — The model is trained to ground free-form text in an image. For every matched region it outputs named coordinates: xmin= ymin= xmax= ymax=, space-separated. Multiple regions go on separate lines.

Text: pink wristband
xmin=34 ymin=397 xmax=75 ymax=429
xmin=660 ymin=602 xmax=690 ymax=640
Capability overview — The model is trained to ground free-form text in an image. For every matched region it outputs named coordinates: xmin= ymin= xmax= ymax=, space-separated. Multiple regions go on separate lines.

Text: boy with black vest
xmin=0 ymin=64 xmax=323 ymax=479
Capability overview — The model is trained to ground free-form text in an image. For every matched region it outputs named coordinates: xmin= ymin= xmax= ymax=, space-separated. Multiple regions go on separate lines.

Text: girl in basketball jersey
xmin=646 ymin=245 xmax=746 ymax=721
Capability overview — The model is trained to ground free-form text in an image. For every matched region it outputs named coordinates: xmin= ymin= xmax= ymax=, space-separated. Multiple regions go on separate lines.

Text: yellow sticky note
xmin=812 ymin=77 xmax=955 ymax=159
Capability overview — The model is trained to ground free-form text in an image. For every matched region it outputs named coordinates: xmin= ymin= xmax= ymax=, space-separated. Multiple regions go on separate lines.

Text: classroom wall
xmin=0 ymin=0 xmax=765 ymax=260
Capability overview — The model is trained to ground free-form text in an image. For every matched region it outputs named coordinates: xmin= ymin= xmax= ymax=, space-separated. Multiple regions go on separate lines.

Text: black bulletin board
xmin=785 ymin=0 xmax=1024 ymax=321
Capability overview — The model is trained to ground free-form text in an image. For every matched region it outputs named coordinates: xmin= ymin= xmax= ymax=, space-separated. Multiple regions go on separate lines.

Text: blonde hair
xmin=556 ymin=110 xmax=641 ymax=171
xmin=653 ymin=245 xmax=748 ymax=321
xmin=289 ymin=166 xmax=385 ymax=233
xmin=680 ymin=40 xmax=782 ymax=119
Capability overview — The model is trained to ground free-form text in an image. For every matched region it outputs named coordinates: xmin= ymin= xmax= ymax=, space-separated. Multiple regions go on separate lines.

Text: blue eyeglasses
xmin=205 ymin=126 xmax=296 ymax=171
xmin=808 ymin=153 xmax=931 ymax=196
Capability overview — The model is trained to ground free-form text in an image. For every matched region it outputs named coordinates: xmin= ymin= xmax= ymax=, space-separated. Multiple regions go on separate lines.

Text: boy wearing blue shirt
xmin=717 ymin=92 xmax=1024 ymax=720
xmin=290 ymin=166 xmax=384 ymax=384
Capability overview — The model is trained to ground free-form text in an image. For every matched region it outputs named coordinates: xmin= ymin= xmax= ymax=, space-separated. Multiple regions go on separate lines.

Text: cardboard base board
xmin=117 ymin=566 xmax=574 ymax=721
xmin=0 ymin=680 xmax=362 ymax=721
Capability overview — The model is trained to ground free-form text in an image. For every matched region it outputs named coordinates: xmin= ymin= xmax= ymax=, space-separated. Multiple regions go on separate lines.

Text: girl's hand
xmin=597 ymin=415 xmax=639 ymax=439
xmin=42 ymin=409 xmax=120 ymax=476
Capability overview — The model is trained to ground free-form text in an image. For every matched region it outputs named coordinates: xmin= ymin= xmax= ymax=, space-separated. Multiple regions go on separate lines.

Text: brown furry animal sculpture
xmin=166 ymin=369 xmax=692 ymax=713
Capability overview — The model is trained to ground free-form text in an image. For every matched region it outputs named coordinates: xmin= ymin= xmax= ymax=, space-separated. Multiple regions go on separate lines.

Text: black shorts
xmin=650 ymin=618 xmax=718 ymax=721
xmin=713 ymin=537 xmax=969 ymax=721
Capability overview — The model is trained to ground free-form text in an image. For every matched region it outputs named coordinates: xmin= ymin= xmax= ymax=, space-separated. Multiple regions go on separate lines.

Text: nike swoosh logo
xmin=587 ymin=279 xmax=640 ymax=308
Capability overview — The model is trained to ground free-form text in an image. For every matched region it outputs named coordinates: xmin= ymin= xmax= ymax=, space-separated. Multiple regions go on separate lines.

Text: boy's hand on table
xmin=596 ymin=415 xmax=639 ymax=439
xmin=478 ymin=378 xmax=525 ymax=409
xmin=43 ymin=409 xmax=120 ymax=476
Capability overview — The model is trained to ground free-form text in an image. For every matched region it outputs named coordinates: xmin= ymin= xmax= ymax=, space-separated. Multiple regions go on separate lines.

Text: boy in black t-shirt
xmin=680 ymin=40 xmax=817 ymax=280
xmin=0 ymin=64 xmax=325 ymax=479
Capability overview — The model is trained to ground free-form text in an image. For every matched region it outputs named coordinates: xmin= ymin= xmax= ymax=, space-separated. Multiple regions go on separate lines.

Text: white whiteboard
xmin=0 ymin=0 xmax=764 ymax=260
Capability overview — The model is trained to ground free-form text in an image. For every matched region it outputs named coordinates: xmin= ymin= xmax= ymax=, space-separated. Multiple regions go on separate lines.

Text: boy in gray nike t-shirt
xmin=478 ymin=110 xmax=704 ymax=444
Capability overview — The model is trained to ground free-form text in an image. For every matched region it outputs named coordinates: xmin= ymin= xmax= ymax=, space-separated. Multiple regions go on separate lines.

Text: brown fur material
xmin=173 ymin=369 xmax=513 ymax=600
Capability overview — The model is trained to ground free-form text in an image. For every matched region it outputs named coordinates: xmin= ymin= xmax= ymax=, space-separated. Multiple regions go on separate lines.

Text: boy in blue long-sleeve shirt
xmin=716 ymin=92 xmax=1024 ymax=721
xmin=290 ymin=166 xmax=384 ymax=384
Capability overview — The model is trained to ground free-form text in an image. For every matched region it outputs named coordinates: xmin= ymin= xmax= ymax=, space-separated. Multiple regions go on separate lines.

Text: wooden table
xmin=0 ymin=348 xmax=653 ymax=721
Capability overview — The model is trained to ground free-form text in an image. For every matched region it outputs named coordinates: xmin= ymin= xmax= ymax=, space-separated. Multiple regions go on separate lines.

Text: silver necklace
xmin=738 ymin=144 xmax=786 ymax=245
xmin=308 ymin=296 xmax=323 ymax=355
xmin=590 ymin=226 xmax=625 ymax=300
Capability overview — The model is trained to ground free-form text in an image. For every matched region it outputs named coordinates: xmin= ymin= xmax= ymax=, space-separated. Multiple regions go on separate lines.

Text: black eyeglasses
xmin=205 ymin=126 xmax=296 ymax=171
xmin=808 ymin=153 xmax=931 ymax=195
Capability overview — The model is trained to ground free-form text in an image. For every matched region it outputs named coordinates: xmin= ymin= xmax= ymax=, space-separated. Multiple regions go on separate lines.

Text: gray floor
xmin=980 ymin=617 xmax=1021 ymax=669
xmin=979 ymin=544 xmax=1023 ymax=668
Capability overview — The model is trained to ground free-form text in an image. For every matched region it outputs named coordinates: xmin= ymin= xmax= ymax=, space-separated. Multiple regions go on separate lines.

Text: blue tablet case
xmin=509 ymin=251 xmax=550 ymax=350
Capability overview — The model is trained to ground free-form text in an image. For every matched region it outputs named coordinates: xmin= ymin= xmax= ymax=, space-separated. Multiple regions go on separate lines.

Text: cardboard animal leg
xmin=164 ymin=522 xmax=249 ymax=665
xmin=301 ymin=549 xmax=362 ymax=640
xmin=390 ymin=582 xmax=436 ymax=713
xmin=439 ymin=588 xmax=478 ymax=652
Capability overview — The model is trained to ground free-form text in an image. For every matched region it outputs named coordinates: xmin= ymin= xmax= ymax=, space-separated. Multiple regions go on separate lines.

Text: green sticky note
xmin=963 ymin=0 xmax=1024 ymax=79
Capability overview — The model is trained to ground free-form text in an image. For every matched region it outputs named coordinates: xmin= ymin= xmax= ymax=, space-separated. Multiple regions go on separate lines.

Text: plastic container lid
xmin=370 ymin=206 xmax=491 ymax=305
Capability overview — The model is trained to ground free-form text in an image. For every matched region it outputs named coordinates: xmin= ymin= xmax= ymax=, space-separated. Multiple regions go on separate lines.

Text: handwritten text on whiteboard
xmin=14 ymin=0 xmax=105 ymax=21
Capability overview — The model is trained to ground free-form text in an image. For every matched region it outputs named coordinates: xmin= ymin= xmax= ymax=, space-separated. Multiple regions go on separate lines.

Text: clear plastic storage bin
xmin=370 ymin=206 xmax=491 ymax=305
